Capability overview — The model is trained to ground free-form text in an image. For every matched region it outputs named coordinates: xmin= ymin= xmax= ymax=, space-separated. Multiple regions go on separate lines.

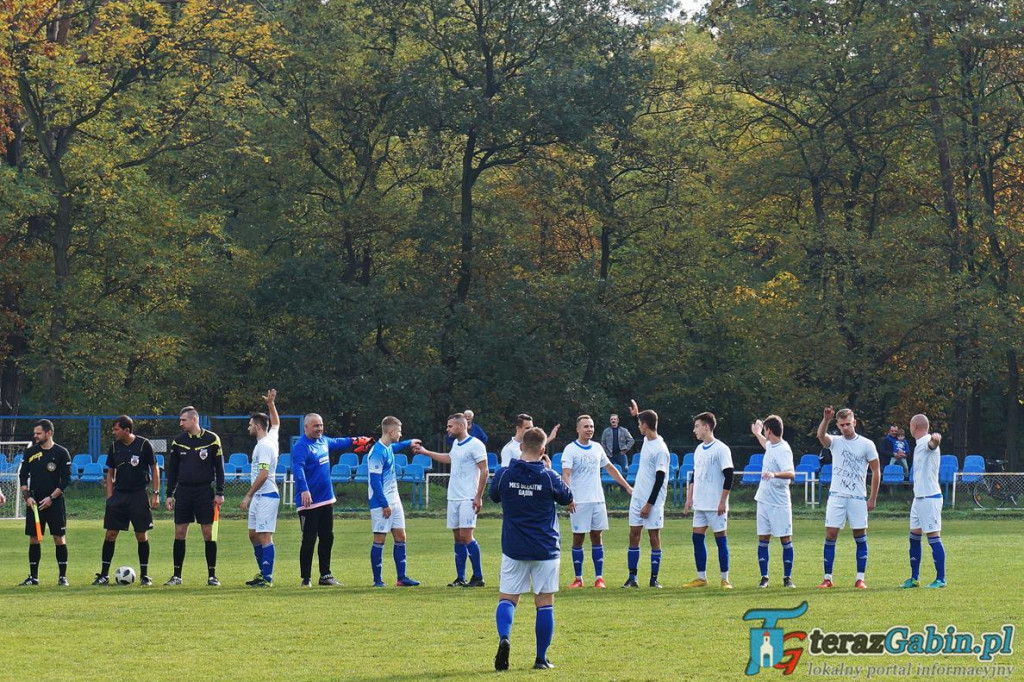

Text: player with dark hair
xmin=164 ymin=406 xmax=224 ymax=586
xmin=622 ymin=400 xmax=671 ymax=588
xmin=751 ymin=415 xmax=796 ymax=588
xmin=292 ymin=413 xmax=373 ymax=587
xmin=93 ymin=415 xmax=160 ymax=586
xmin=415 ymin=413 xmax=489 ymax=587
xmin=490 ymin=426 xmax=573 ymax=671
xmin=683 ymin=411 xmax=735 ymax=589
xmin=241 ymin=390 xmax=281 ymax=587
xmin=18 ymin=419 xmax=72 ymax=586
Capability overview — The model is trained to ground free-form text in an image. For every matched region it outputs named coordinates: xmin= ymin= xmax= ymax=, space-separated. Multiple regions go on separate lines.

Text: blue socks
xmin=371 ymin=542 xmax=384 ymax=583
xmin=929 ymin=536 xmax=945 ymax=582
xmin=572 ymin=547 xmax=584 ymax=579
xmin=253 ymin=543 xmax=264 ymax=572
xmin=855 ymin=534 xmax=868 ymax=574
xmin=651 ymin=549 xmax=662 ymax=577
xmin=757 ymin=540 xmax=770 ymax=577
xmin=261 ymin=543 xmax=275 ymax=582
xmin=454 ymin=543 xmax=468 ymax=581
xmin=535 ymin=605 xmax=554 ymax=662
xmin=692 ymin=533 xmax=707 ymax=573
xmin=592 ymin=545 xmax=604 ymax=579
xmin=496 ymin=601 xmax=556 ymax=664
xmin=394 ymin=541 xmax=408 ymax=579
xmin=467 ymin=540 xmax=483 ymax=579
xmin=782 ymin=541 xmax=794 ymax=579
xmin=909 ymin=533 xmax=922 ymax=580
xmin=715 ymin=534 xmax=730 ymax=572
xmin=823 ymin=538 xmax=836 ymax=576
xmin=627 ymin=546 xmax=640 ymax=576
xmin=496 ymin=599 xmax=515 ymax=639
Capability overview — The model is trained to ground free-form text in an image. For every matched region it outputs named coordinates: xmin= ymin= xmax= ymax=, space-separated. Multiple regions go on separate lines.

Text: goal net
xmin=1 ymin=440 xmax=31 ymax=520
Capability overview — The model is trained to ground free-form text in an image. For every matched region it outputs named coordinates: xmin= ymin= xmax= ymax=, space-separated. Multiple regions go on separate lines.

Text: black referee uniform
xmin=97 ymin=436 xmax=157 ymax=582
xmin=18 ymin=443 xmax=72 ymax=583
xmin=166 ymin=428 xmax=224 ymax=581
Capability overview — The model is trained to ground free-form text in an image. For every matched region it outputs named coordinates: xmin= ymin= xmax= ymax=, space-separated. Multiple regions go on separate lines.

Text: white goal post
xmin=1 ymin=440 xmax=31 ymax=520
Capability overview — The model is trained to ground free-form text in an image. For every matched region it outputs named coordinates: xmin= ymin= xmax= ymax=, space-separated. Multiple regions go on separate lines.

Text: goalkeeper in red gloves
xmin=291 ymin=414 xmax=374 ymax=586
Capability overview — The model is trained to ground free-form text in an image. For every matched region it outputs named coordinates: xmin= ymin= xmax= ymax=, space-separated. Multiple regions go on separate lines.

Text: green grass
xmin=0 ymin=516 xmax=1020 ymax=681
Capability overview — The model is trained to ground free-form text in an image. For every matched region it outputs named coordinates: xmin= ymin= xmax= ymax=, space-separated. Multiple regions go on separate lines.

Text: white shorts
xmin=570 ymin=502 xmax=609 ymax=533
xmin=446 ymin=499 xmax=477 ymax=529
xmin=247 ymin=494 xmax=280 ymax=533
xmin=825 ymin=495 xmax=868 ymax=530
xmin=371 ymin=501 xmax=406 ymax=533
xmin=910 ymin=496 xmax=942 ymax=533
xmin=628 ymin=499 xmax=665 ymax=529
xmin=499 ymin=554 xmax=560 ymax=595
xmin=756 ymin=503 xmax=793 ymax=537
xmin=692 ymin=509 xmax=728 ymax=533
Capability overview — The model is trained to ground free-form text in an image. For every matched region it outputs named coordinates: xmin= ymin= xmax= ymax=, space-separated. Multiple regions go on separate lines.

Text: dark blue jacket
xmin=489 ymin=458 xmax=572 ymax=561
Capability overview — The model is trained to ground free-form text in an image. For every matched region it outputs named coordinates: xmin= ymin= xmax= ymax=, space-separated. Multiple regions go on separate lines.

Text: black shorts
xmin=104 ymin=489 xmax=154 ymax=533
xmin=25 ymin=497 xmax=67 ymax=537
xmin=173 ymin=485 xmax=214 ymax=525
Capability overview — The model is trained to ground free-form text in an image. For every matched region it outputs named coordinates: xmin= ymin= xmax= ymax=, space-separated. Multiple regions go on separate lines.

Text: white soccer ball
xmin=114 ymin=566 xmax=136 ymax=585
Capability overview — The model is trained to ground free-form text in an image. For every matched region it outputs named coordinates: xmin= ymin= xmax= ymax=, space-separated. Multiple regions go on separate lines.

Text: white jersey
xmin=500 ymin=438 xmax=522 ymax=468
xmin=251 ymin=426 xmax=280 ymax=495
xmin=630 ymin=436 xmax=670 ymax=506
xmin=561 ymin=440 xmax=610 ymax=504
xmin=692 ymin=439 xmax=734 ymax=511
xmin=825 ymin=434 xmax=878 ymax=499
xmin=912 ymin=435 xmax=941 ymax=497
xmin=448 ymin=436 xmax=487 ymax=501
xmin=755 ymin=439 xmax=794 ymax=507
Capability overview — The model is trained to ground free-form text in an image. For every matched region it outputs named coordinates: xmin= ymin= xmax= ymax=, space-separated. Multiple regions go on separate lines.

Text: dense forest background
xmin=3 ymin=0 xmax=1024 ymax=463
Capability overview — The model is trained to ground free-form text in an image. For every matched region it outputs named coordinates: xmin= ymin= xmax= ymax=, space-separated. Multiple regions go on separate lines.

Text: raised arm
xmin=929 ymin=432 xmax=942 ymax=450
xmin=263 ymin=389 xmax=279 ymax=430
xmin=751 ymin=420 xmax=768 ymax=449
xmin=817 ymin=406 xmax=835 ymax=447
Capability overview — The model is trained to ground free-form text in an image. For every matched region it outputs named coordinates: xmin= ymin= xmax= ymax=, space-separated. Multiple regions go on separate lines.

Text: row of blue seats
xmin=329 ymin=463 xmax=428 ymax=484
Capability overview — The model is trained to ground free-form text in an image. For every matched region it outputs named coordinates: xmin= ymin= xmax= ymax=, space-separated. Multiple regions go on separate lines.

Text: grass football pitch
xmin=0 ymin=516 xmax=1020 ymax=681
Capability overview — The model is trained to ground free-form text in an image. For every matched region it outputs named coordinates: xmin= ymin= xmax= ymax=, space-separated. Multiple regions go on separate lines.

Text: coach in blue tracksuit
xmin=489 ymin=427 xmax=573 ymax=672
xmin=291 ymin=413 xmax=371 ymax=587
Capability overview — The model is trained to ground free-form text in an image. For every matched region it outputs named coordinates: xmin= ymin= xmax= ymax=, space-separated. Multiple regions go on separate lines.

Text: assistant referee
xmin=164 ymin=406 xmax=224 ymax=586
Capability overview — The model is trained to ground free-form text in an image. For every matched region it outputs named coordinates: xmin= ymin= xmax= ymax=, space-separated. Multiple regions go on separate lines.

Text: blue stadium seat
xmin=353 ymin=464 xmax=369 ymax=484
xmin=394 ymin=453 xmax=409 ymax=469
xmin=222 ymin=463 xmax=243 ymax=480
xmin=275 ymin=462 xmax=288 ymax=484
xmin=669 ymin=453 xmax=680 ymax=468
xmin=402 ymin=464 xmax=426 ymax=508
xmin=330 ymin=463 xmax=352 ymax=483
xmin=487 ymin=452 xmax=498 ymax=473
xmin=412 ymin=454 xmax=433 ymax=472
xmin=747 ymin=453 xmax=764 ymax=469
xmin=81 ymin=462 xmax=105 ymax=483
xmin=625 ymin=462 xmax=640 ymax=484
xmin=741 ymin=464 xmax=762 ymax=485
xmin=95 ymin=454 xmax=107 ymax=467
xmin=794 ymin=463 xmax=817 ymax=484
xmin=72 ymin=454 xmax=92 ymax=478
xmin=228 ymin=452 xmax=249 ymax=470
xmin=961 ymin=457 xmax=985 ymax=484
xmin=600 ymin=464 xmax=624 ymax=486
xmin=338 ymin=452 xmax=359 ymax=468
xmin=551 ymin=453 xmax=562 ymax=472
xmin=798 ymin=454 xmax=820 ymax=472
xmin=682 ymin=452 xmax=695 ymax=467
xmin=155 ymin=454 xmax=165 ymax=469
xmin=882 ymin=464 xmax=905 ymax=485
xmin=277 ymin=453 xmax=292 ymax=472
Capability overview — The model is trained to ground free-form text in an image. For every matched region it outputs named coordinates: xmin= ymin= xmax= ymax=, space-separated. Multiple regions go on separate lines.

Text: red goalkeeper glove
xmin=351 ymin=436 xmax=375 ymax=455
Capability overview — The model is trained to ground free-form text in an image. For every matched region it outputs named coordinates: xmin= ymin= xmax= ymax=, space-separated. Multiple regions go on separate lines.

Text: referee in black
xmin=18 ymin=419 xmax=72 ymax=586
xmin=164 ymin=406 xmax=225 ymax=586
xmin=93 ymin=415 xmax=160 ymax=586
